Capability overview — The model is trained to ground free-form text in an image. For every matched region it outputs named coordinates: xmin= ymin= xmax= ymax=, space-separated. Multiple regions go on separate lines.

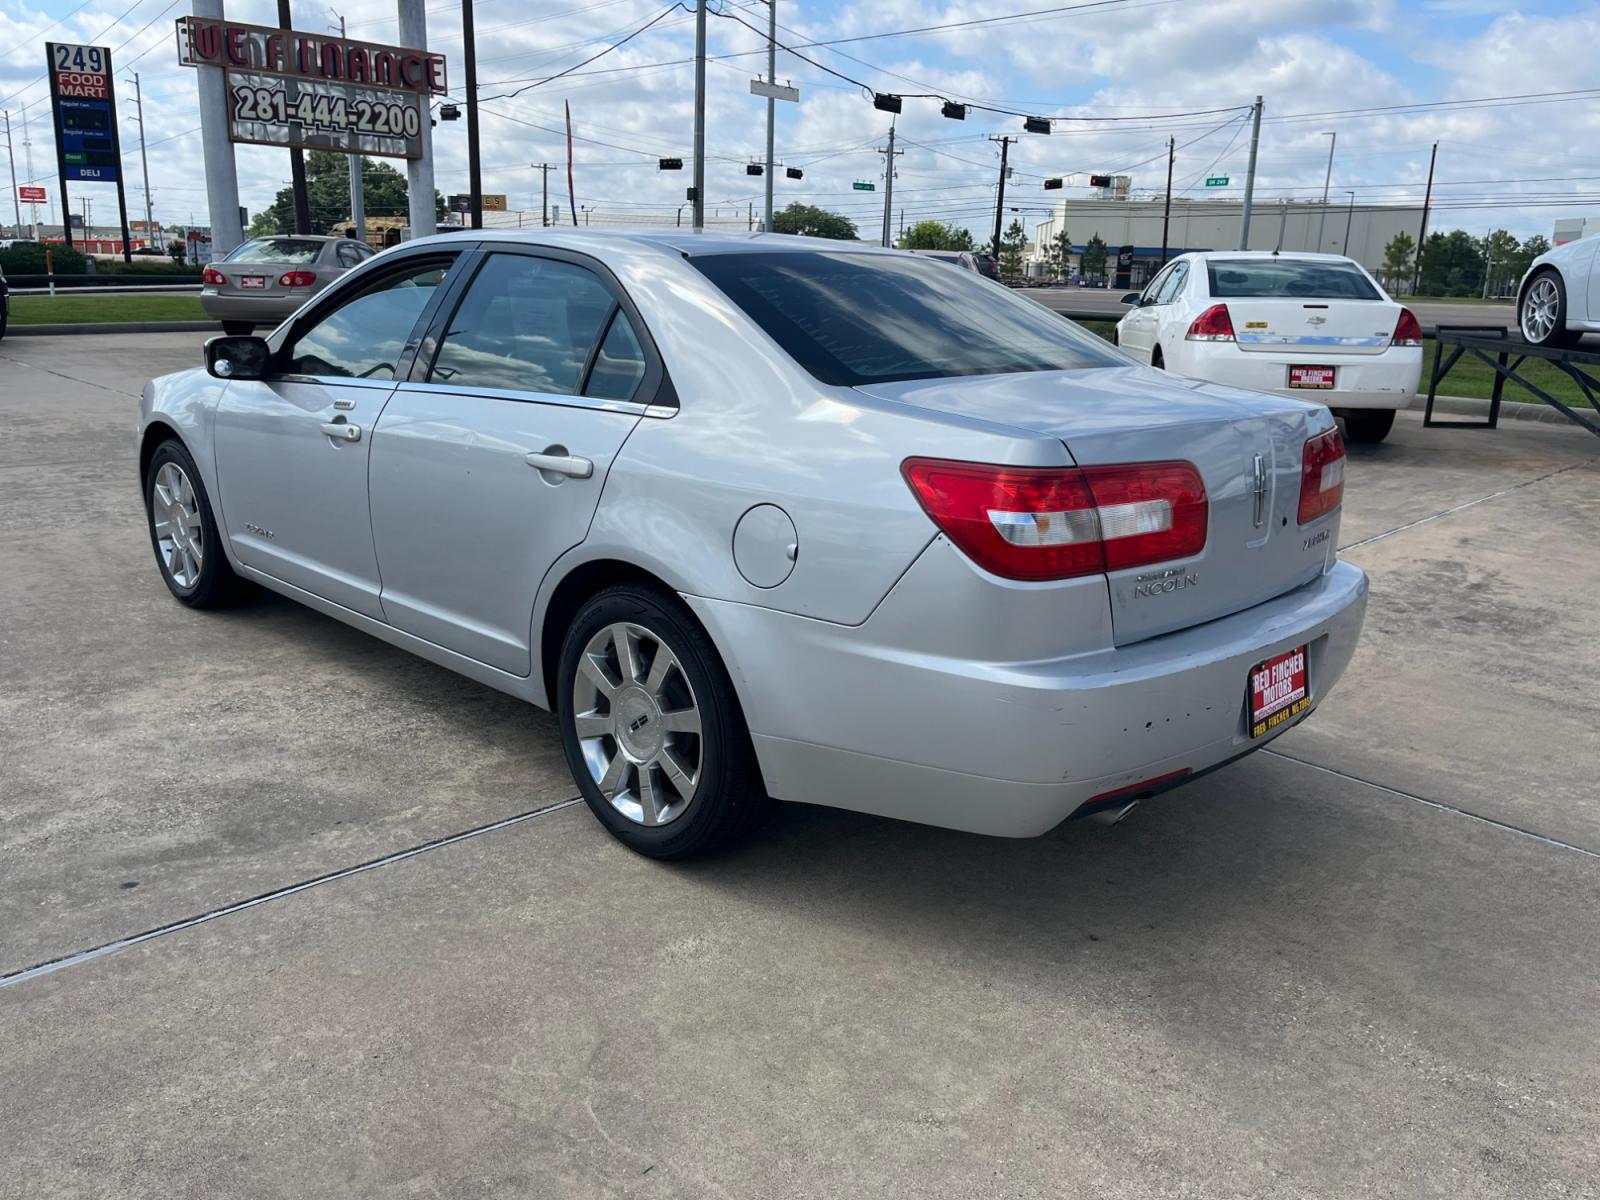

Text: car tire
xmin=557 ymin=582 xmax=771 ymax=859
xmin=1342 ymin=409 xmax=1395 ymax=444
xmin=1518 ymin=269 xmax=1579 ymax=349
xmin=1150 ymin=346 xmax=1165 ymax=370
xmin=221 ymin=320 xmax=253 ymax=336
xmin=143 ymin=438 xmax=254 ymax=609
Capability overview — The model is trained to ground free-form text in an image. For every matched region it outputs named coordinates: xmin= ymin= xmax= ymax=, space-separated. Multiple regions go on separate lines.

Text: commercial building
xmin=1030 ymin=195 xmax=1425 ymax=288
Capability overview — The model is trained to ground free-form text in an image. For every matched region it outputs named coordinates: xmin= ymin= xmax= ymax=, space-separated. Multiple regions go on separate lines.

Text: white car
xmin=1114 ymin=252 xmax=1422 ymax=443
xmin=1517 ymin=235 xmax=1599 ymax=349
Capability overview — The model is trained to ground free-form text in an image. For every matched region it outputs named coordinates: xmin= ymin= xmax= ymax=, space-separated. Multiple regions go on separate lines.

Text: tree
xmin=1479 ymin=229 xmax=1520 ymax=296
xmin=1416 ymin=229 xmax=1485 ymax=297
xmin=1381 ymin=232 xmax=1415 ymax=289
xmin=771 ymin=202 xmax=858 ymax=241
xmin=1047 ymin=228 xmax=1072 ymax=279
xmin=999 ymin=218 xmax=1026 ymax=277
xmin=900 ymin=219 xmax=972 ymax=250
xmin=1081 ymin=233 xmax=1108 ymax=279
xmin=260 ymin=151 xmax=444 ymax=235
xmin=166 ymin=239 xmax=185 ymax=263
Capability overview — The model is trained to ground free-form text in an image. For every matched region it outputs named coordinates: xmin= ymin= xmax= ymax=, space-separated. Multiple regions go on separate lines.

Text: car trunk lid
xmin=1226 ymin=299 xmax=1399 ymax=356
xmin=857 ymin=365 xmax=1338 ymax=645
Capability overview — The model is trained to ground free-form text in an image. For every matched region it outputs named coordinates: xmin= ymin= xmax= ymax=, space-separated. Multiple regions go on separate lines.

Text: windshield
xmin=225 ymin=238 xmax=324 ymax=265
xmin=1206 ymin=258 xmax=1382 ymax=301
xmin=692 ymin=250 xmax=1119 ymax=386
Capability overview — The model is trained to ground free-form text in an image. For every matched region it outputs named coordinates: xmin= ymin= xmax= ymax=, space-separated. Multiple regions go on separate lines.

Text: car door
xmin=213 ymin=252 xmax=464 ymax=619
xmin=367 ymin=248 xmax=663 ymax=675
xmin=1119 ymin=263 xmax=1174 ymax=362
xmin=1147 ymin=259 xmax=1190 ymax=360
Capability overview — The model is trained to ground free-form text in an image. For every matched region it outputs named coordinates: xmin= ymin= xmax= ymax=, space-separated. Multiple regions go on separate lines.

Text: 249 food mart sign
xmin=46 ymin=43 xmax=123 ymax=183
xmin=176 ymin=16 xmax=448 ymax=160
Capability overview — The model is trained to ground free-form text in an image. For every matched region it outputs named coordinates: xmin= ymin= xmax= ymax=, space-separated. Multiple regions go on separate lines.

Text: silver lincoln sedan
xmin=139 ymin=229 xmax=1367 ymax=858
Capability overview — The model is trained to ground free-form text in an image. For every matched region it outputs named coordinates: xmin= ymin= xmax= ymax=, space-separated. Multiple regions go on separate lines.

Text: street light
xmin=1342 ymin=190 xmax=1356 ymax=255
xmin=1316 ymin=130 xmax=1336 ymax=251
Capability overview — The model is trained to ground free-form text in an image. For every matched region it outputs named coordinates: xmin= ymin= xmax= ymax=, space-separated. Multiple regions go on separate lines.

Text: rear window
xmin=1206 ymin=259 xmax=1381 ymax=301
xmin=692 ymin=250 xmax=1118 ymax=386
xmin=225 ymin=238 xmax=324 ymax=265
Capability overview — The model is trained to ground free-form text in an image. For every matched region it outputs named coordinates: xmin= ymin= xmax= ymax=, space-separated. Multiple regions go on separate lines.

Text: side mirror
xmin=1120 ymin=291 xmax=1141 ymax=305
xmin=205 ymin=335 xmax=271 ymax=381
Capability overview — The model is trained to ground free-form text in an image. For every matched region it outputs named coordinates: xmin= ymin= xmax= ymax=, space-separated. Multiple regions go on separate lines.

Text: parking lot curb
xmin=1426 ymin=395 xmax=1592 ymax=426
xmin=6 ymin=321 xmax=221 ymax=336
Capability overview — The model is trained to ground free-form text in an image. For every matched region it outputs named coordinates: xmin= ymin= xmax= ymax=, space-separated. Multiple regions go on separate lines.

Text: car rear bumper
xmin=1179 ymin=343 xmax=1421 ymax=410
xmin=688 ymin=554 xmax=1368 ymax=838
xmin=199 ymin=289 xmax=308 ymax=324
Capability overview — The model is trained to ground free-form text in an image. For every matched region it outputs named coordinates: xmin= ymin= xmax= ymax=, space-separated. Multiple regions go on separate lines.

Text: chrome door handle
xmin=320 ymin=420 xmax=362 ymax=442
xmin=524 ymin=451 xmax=593 ymax=478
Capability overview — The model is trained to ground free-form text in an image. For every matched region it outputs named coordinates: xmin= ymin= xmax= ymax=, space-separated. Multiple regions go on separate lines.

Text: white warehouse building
xmin=1030 ymin=196 xmax=1425 ymax=289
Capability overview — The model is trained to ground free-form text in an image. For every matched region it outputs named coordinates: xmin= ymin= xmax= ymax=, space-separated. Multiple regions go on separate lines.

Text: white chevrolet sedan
xmin=1115 ymin=251 xmax=1422 ymax=443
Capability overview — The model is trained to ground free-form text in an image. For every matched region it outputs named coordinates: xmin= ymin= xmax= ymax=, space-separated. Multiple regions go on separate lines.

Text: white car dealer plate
xmin=1249 ymin=645 xmax=1310 ymax=739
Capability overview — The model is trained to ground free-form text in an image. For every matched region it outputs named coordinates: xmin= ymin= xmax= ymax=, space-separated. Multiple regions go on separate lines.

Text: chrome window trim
xmin=270 ymin=374 xmax=403 ymax=390
xmin=393 ymin=380 xmax=653 ymax=417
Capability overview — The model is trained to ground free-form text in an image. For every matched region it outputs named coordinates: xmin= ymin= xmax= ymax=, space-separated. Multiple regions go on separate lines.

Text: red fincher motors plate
xmin=1249 ymin=644 xmax=1309 ymax=739
xmin=1289 ymin=365 xmax=1335 ymax=389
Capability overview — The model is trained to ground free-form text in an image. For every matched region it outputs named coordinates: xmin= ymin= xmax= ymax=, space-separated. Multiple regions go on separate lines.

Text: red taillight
xmin=1392 ymin=307 xmax=1422 ymax=347
xmin=201 ymin=266 xmax=225 ymax=286
xmin=279 ymin=270 xmax=316 ymax=287
xmin=1185 ymin=304 xmax=1235 ymax=341
xmin=1297 ymin=428 xmax=1346 ymax=525
xmin=901 ymin=458 xmax=1208 ymax=582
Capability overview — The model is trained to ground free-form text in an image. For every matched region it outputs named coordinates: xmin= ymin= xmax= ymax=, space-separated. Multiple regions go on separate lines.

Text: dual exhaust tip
xmin=1085 ymin=799 xmax=1140 ymax=827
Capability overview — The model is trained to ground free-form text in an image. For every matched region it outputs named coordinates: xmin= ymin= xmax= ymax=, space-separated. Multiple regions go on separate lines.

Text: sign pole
xmin=44 ymin=44 xmax=73 ymax=252
xmin=277 ymin=0 xmax=312 ymax=234
xmin=107 ymin=51 xmax=133 ymax=262
xmin=188 ymin=2 xmax=244 ymax=257
xmin=397 ymin=0 xmax=436 ymax=238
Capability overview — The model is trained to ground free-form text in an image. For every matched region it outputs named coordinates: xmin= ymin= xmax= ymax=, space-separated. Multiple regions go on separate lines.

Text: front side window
xmin=226 ymin=237 xmax=324 ymax=265
xmin=1156 ymin=261 xmax=1189 ymax=304
xmin=1140 ymin=263 xmax=1174 ymax=305
xmin=428 ymin=254 xmax=619 ymax=395
xmin=1206 ymin=259 xmax=1382 ymax=301
xmin=692 ymin=250 xmax=1119 ymax=387
xmin=283 ymin=259 xmax=453 ymax=380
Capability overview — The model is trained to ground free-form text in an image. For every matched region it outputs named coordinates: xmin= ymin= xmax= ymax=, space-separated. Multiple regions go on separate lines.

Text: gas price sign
xmin=46 ymin=43 xmax=122 ymax=183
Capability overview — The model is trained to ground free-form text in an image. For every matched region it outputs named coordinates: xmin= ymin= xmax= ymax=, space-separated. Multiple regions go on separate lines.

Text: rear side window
xmin=1206 ymin=259 xmax=1381 ymax=300
xmin=337 ymin=243 xmax=364 ymax=267
xmin=227 ymin=238 xmax=324 ymax=265
xmin=692 ymin=250 xmax=1118 ymax=386
xmin=427 ymin=254 xmax=620 ymax=395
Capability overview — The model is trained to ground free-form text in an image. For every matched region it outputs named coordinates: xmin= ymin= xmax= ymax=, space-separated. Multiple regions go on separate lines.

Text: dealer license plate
xmin=1249 ymin=645 xmax=1310 ymax=739
xmin=1289 ymin=365 xmax=1334 ymax=389
xmin=240 ymin=275 xmax=267 ymax=289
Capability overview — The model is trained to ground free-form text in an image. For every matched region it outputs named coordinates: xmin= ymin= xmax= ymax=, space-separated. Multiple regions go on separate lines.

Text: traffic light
xmin=873 ymin=93 xmax=902 ymax=113
xmin=747 ymin=164 xmax=764 ymax=176
xmin=786 ymin=166 xmax=803 ymax=179
xmin=658 ymin=157 xmax=683 ymax=170
xmin=1044 ymin=177 xmax=1063 ymax=190
xmin=941 ymin=102 xmax=966 ymax=120
xmin=1089 ymin=174 xmax=1113 ymax=188
xmin=1024 ymin=116 xmax=1050 ymax=134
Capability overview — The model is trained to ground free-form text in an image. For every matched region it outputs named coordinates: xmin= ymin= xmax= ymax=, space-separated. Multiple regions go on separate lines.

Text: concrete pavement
xmin=3 ymin=333 xmax=1598 ymax=1198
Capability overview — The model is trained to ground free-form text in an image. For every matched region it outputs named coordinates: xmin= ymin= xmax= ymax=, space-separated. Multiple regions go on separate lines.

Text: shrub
xmin=0 ymin=243 xmax=88 ymax=275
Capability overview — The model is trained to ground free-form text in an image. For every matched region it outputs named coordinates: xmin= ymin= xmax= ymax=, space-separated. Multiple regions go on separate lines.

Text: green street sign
xmin=1205 ymin=176 xmax=1229 ymax=187
xmin=853 ymin=181 xmax=875 ymax=191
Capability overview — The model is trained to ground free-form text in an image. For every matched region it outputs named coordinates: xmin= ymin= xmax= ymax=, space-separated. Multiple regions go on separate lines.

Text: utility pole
xmin=277 ymin=0 xmax=312 ymax=233
xmin=330 ymin=13 xmax=365 ymax=241
xmin=1482 ymin=225 xmax=1494 ymax=300
xmin=1238 ymin=95 xmax=1262 ymax=250
xmin=125 ymin=74 xmax=154 ymax=250
xmin=763 ymin=0 xmax=776 ymax=232
xmin=1316 ymin=130 xmax=1336 ymax=251
xmin=1343 ymin=190 xmax=1355 ymax=255
xmin=533 ymin=163 xmax=553 ymax=226
xmin=1159 ymin=135 xmax=1174 ymax=264
xmin=462 ymin=0 xmax=483 ymax=228
xmin=748 ymin=200 xmax=753 ymax=231
xmin=990 ymin=134 xmax=1015 ymax=261
xmin=877 ymin=121 xmax=901 ymax=248
xmin=1410 ymin=140 xmax=1437 ymax=296
xmin=692 ymin=0 xmax=707 ymax=230
xmin=2 ymin=111 xmax=19 ymax=235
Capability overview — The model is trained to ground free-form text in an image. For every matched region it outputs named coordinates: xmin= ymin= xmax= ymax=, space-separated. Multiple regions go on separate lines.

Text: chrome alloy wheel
xmin=1521 ymin=275 xmax=1560 ymax=344
xmin=571 ymin=621 xmax=703 ymax=826
xmin=151 ymin=462 xmax=204 ymax=590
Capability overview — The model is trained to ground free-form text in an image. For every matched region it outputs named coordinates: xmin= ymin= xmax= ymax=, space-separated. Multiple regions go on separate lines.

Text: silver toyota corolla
xmin=139 ymin=229 xmax=1367 ymax=858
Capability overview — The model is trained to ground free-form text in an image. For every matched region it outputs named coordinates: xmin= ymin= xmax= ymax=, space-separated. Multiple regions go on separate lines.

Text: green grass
xmin=9 ymin=293 xmax=207 ymax=325
xmin=1073 ymin=320 xmax=1593 ymax=409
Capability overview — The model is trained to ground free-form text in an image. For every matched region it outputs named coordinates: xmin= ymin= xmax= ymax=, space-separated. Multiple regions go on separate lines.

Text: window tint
xmin=1156 ymin=261 xmax=1189 ymax=303
xmin=284 ymin=259 xmax=452 ymax=380
xmin=1206 ymin=259 xmax=1381 ymax=300
xmin=585 ymin=310 xmax=648 ymax=400
xmin=1140 ymin=263 xmax=1173 ymax=304
xmin=227 ymin=237 xmax=324 ymax=265
xmin=428 ymin=254 xmax=617 ymax=394
xmin=692 ymin=250 xmax=1119 ymax=386
xmin=337 ymin=243 xmax=364 ymax=268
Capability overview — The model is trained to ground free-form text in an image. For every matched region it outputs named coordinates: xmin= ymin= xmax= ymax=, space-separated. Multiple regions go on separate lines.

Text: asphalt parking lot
xmin=3 ymin=332 xmax=1598 ymax=1198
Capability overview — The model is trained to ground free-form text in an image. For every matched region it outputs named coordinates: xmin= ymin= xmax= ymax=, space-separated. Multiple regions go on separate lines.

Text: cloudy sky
xmin=1 ymin=0 xmax=1597 ymax=243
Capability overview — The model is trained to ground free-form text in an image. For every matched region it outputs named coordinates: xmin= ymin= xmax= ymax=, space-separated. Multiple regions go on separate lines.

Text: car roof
xmin=404 ymin=226 xmax=898 ymax=261
xmin=1190 ymin=250 xmax=1360 ymax=264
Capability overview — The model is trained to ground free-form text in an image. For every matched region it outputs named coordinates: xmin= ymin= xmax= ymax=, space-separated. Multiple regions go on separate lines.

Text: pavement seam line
xmin=1262 ymin=748 xmax=1600 ymax=861
xmin=0 ymin=351 xmax=145 ymax=399
xmin=0 ymin=796 xmax=585 ymax=991
xmin=1338 ymin=459 xmax=1596 ymax=553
